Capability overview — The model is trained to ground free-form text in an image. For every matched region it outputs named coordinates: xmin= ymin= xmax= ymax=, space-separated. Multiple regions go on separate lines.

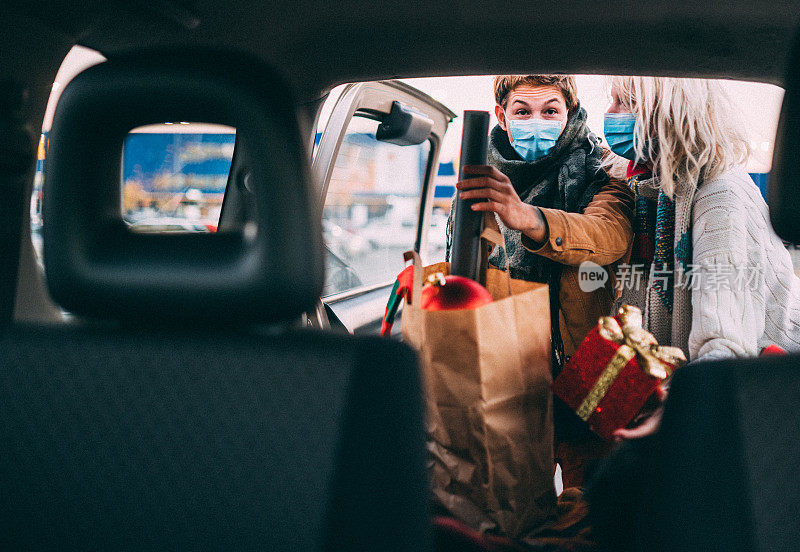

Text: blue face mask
xmin=603 ymin=113 xmax=641 ymax=161
xmin=507 ymin=117 xmax=563 ymax=162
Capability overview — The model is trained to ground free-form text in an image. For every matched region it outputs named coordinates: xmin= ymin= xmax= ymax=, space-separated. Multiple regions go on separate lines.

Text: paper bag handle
xmin=479 ymin=212 xmax=504 ymax=248
xmin=479 ymin=213 xmax=511 ymax=271
xmin=403 ymin=250 xmax=424 ymax=307
xmin=479 ymin=213 xmax=513 ymax=294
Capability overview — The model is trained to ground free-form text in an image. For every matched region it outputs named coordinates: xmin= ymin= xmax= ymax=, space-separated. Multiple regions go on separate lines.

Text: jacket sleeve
xmin=521 ymin=176 xmax=635 ymax=266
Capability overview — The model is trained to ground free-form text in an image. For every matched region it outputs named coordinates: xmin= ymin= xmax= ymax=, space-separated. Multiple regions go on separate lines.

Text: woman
xmin=581 ymin=78 xmax=800 ymax=552
xmin=604 ymin=76 xmax=800 ymax=361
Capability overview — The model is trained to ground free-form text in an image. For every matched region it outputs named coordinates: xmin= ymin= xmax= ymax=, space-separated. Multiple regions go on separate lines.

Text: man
xmin=447 ymin=75 xmax=635 ymax=487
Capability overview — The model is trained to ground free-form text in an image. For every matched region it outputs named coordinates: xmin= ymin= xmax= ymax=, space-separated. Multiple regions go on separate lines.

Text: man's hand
xmin=457 ymin=165 xmax=547 ymax=243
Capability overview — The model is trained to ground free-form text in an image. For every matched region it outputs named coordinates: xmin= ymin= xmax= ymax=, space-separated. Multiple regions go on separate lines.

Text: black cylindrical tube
xmin=450 ymin=110 xmax=490 ymax=280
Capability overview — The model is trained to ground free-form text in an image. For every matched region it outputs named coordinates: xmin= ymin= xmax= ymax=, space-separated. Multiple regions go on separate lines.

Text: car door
xmin=312 ymin=80 xmax=455 ymax=334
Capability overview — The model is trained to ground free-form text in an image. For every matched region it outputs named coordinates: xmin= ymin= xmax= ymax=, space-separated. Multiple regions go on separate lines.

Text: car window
xmin=322 ymin=115 xmax=431 ymax=296
xmin=122 ymin=123 xmax=235 ymax=233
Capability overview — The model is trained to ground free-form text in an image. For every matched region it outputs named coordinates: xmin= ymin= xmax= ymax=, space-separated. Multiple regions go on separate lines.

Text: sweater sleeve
xmin=688 ymin=181 xmax=764 ymax=361
xmin=520 ymin=176 xmax=635 ymax=266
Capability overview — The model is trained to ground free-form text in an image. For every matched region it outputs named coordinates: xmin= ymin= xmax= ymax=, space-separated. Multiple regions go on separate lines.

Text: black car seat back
xmin=634 ymin=358 xmax=800 ymax=552
xmin=0 ymin=52 xmax=429 ymax=551
xmin=0 ymin=326 xmax=427 ymax=551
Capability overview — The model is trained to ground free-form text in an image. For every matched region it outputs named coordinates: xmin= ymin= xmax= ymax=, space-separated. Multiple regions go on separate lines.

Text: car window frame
xmin=312 ymin=80 xmax=455 ymax=303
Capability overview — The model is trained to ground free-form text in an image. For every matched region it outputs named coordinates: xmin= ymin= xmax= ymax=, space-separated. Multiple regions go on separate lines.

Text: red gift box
xmin=552 ymin=305 xmax=686 ymax=441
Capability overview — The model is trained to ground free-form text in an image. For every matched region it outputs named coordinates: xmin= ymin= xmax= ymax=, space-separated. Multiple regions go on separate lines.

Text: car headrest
xmin=43 ymin=52 xmax=323 ymax=325
xmin=769 ymin=31 xmax=800 ymax=241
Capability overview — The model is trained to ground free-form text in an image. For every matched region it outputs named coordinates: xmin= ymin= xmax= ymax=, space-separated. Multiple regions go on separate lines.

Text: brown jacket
xmin=521 ymin=176 xmax=634 ymax=357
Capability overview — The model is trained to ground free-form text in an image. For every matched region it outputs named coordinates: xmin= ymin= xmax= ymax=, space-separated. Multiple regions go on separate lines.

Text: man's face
xmin=494 ymin=84 xmax=569 ymax=143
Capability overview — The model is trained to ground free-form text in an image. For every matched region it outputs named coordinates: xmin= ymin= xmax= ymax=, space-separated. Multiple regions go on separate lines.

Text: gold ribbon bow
xmin=575 ymin=305 xmax=687 ymax=421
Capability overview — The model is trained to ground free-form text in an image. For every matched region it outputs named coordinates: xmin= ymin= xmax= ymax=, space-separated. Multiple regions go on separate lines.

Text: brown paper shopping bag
xmin=401 ymin=218 xmax=555 ymax=538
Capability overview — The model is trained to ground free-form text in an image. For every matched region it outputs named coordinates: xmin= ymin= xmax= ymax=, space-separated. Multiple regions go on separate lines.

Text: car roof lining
xmin=8 ymin=1 xmax=798 ymax=100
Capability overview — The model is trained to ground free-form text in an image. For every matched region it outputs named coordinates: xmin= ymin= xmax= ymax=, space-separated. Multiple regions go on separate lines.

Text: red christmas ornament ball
xmin=420 ymin=274 xmax=493 ymax=311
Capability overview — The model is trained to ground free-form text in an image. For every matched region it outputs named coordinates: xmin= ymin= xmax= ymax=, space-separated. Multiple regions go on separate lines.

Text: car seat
xmin=0 ymin=52 xmax=429 ymax=551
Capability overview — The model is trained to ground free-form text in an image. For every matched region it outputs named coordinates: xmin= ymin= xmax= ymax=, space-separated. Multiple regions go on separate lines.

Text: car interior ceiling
xmin=2 ymin=1 xmax=800 ymax=550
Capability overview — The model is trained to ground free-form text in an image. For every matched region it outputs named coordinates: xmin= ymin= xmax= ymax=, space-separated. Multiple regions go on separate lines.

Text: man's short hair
xmin=493 ymin=75 xmax=578 ymax=114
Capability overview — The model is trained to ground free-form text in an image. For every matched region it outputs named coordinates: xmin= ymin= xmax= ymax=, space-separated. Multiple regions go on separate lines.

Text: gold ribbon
xmin=575 ymin=305 xmax=687 ymax=421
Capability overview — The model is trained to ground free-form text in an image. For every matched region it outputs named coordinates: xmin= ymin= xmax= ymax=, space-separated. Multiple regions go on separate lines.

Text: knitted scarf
xmin=627 ymin=164 xmax=656 ymax=265
xmin=624 ymin=163 xmax=694 ymax=354
xmin=446 ymin=106 xmax=608 ymax=285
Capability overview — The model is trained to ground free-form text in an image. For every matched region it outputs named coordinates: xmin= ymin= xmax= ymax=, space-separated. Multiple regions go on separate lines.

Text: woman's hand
xmin=457 ymin=165 xmax=547 ymax=243
xmin=612 ymin=408 xmax=663 ymax=442
xmin=612 ymin=385 xmax=668 ymax=442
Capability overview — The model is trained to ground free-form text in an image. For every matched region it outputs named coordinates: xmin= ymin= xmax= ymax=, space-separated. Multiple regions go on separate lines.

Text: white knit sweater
xmin=688 ymin=166 xmax=800 ymax=361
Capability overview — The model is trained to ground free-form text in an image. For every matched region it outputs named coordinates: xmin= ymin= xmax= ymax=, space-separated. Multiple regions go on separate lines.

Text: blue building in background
xmin=123 ymin=133 xmax=236 ymax=194
xmin=33 ymin=130 xmax=774 ymax=214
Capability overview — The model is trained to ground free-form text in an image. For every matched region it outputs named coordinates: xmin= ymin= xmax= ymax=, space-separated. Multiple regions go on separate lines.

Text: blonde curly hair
xmin=608 ymin=76 xmax=750 ymax=197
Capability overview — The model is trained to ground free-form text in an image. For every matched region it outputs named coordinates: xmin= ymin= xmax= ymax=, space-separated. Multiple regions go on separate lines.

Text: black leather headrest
xmin=43 ymin=52 xmax=323 ymax=324
xmin=588 ymin=356 xmax=800 ymax=551
xmin=770 ymin=31 xmax=800 ymax=242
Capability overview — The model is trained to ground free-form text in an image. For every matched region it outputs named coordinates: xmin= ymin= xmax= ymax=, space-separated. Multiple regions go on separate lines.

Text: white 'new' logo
xmin=578 ymin=261 xmax=608 ymax=292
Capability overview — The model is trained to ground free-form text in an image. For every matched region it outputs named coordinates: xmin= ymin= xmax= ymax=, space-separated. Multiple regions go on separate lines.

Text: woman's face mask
xmin=507 ymin=117 xmax=563 ymax=162
xmin=603 ymin=112 xmax=639 ymax=161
